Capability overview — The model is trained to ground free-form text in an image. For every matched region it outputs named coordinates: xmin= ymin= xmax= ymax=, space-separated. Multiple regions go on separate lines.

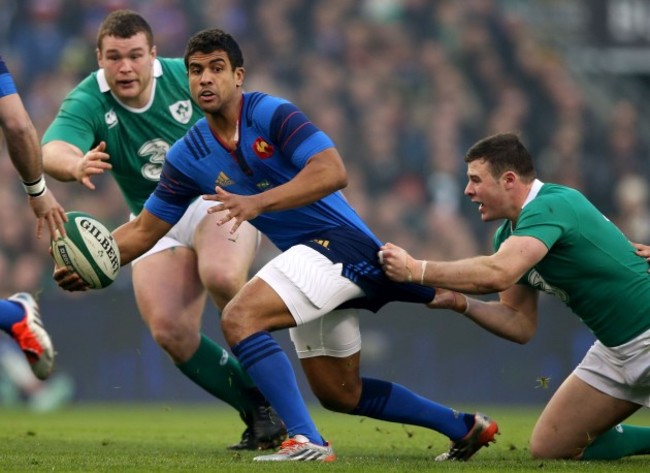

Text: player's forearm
xmin=113 ymin=211 xmax=171 ymax=266
xmin=460 ymin=298 xmax=536 ymax=344
xmin=418 ymin=256 xmax=515 ymax=294
xmin=42 ymin=140 xmax=83 ymax=182
xmin=258 ymin=152 xmax=347 ymax=212
xmin=4 ymin=121 xmax=43 ymax=184
xmin=113 ymin=223 xmax=154 ymax=266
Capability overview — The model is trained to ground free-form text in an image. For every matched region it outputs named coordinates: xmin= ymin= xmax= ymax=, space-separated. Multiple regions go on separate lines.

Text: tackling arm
xmin=381 ymin=235 xmax=549 ymax=293
xmin=458 ymin=285 xmax=539 ymax=344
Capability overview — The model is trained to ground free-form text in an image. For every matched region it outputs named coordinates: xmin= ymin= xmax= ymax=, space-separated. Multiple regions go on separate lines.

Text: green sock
xmin=583 ymin=424 xmax=650 ymax=460
xmin=177 ymin=334 xmax=257 ymax=415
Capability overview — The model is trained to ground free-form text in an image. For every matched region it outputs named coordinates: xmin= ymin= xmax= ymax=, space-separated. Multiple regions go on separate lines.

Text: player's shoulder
xmin=168 ymin=118 xmax=210 ymax=161
xmin=61 ymin=72 xmax=107 ymax=111
xmin=244 ymin=91 xmax=290 ymax=114
xmin=156 ymin=57 xmax=188 ymax=82
xmin=534 ymin=183 xmax=587 ymax=211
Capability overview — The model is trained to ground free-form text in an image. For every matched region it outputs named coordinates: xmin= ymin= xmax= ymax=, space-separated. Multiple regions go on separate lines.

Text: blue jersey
xmin=146 ymin=92 xmax=434 ymax=311
xmin=147 ymin=92 xmax=378 ymax=249
xmin=0 ymin=56 xmax=17 ymax=98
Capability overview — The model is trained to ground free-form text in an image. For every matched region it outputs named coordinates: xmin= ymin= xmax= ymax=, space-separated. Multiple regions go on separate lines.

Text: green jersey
xmin=494 ymin=182 xmax=650 ymax=347
xmin=43 ymin=58 xmax=202 ymax=215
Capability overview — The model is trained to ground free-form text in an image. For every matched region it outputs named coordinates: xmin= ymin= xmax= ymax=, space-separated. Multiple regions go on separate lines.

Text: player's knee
xmin=221 ymin=302 xmax=251 ymax=345
xmin=529 ymin=436 xmax=572 ymax=460
xmin=203 ymin=268 xmax=246 ymax=304
xmin=148 ymin=319 xmax=188 ymax=359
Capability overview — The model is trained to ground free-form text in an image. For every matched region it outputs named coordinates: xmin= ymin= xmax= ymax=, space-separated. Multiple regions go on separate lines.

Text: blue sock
xmin=0 ymin=300 xmax=25 ymax=333
xmin=231 ymin=331 xmax=325 ymax=445
xmin=350 ymin=377 xmax=474 ymax=440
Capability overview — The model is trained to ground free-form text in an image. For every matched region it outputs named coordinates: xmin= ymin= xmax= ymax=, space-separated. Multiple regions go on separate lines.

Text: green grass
xmin=0 ymin=404 xmax=649 ymax=472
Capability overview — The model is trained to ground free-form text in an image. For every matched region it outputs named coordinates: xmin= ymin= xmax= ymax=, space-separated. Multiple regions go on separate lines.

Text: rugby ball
xmin=51 ymin=211 xmax=120 ymax=289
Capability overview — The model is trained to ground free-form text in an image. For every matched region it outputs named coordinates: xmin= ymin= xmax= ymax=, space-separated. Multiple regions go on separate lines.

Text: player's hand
xmin=426 ymin=288 xmax=467 ymax=312
xmin=28 ymin=190 xmax=67 ymax=239
xmin=203 ymin=186 xmax=262 ymax=234
xmin=52 ymin=265 xmax=89 ymax=292
xmin=378 ymin=242 xmax=416 ymax=283
xmin=632 ymin=242 xmax=650 ymax=261
xmin=76 ymin=141 xmax=111 ymax=190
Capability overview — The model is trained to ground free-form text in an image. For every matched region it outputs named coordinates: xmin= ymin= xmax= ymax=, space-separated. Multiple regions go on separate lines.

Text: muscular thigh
xmin=531 ymin=373 xmax=640 ymax=459
xmin=193 ymin=210 xmax=259 ymax=309
xmin=132 ymin=246 xmax=206 ymax=333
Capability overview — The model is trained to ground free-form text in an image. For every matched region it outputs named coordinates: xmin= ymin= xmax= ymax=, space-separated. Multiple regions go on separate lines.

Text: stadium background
xmin=0 ymin=0 xmax=649 ymax=406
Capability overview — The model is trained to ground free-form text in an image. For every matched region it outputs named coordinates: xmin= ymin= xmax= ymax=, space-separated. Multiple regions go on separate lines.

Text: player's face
xmin=464 ymin=159 xmax=509 ymax=222
xmin=187 ymin=50 xmax=244 ymax=114
xmin=97 ymin=32 xmax=156 ymax=108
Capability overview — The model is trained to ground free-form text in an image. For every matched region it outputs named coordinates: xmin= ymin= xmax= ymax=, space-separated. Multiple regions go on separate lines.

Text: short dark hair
xmin=184 ymin=29 xmax=243 ymax=70
xmin=97 ymin=10 xmax=154 ymax=50
xmin=465 ymin=132 xmax=536 ymax=181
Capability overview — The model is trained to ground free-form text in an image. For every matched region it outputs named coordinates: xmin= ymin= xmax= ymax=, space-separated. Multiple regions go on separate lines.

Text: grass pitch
xmin=0 ymin=404 xmax=649 ymax=472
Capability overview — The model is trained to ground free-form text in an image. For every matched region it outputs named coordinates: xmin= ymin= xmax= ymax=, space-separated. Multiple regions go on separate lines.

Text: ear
xmin=235 ymin=67 xmax=245 ymax=88
xmin=150 ymin=45 xmax=157 ymax=59
xmin=96 ymin=48 xmax=102 ymax=67
xmin=502 ymin=171 xmax=517 ymax=189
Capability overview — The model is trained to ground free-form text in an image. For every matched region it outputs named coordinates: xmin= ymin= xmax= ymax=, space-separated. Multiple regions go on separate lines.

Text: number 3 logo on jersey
xmin=169 ymin=100 xmax=193 ymax=124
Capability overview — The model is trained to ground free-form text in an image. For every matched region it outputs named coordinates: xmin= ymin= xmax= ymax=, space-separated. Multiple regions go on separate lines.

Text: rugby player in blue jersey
xmin=55 ymin=28 xmax=498 ymax=462
xmin=0 ymin=55 xmax=67 ymax=381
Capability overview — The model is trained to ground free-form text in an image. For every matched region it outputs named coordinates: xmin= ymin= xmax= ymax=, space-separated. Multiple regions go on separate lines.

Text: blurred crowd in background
xmin=0 ymin=0 xmax=649 ymax=295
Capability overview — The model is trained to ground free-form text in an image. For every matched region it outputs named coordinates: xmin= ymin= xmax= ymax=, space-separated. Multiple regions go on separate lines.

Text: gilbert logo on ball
xmin=51 ymin=211 xmax=120 ymax=289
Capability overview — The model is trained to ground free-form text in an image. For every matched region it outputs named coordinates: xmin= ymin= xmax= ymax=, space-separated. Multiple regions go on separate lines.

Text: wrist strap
xmin=22 ymin=175 xmax=47 ymax=197
xmin=462 ymin=295 xmax=471 ymax=315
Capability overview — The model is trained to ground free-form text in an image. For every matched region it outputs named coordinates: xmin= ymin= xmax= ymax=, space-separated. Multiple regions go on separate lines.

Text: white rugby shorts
xmin=257 ymin=244 xmax=364 ymax=359
xmin=130 ymin=198 xmax=222 ymax=265
xmin=574 ymin=326 xmax=650 ymax=407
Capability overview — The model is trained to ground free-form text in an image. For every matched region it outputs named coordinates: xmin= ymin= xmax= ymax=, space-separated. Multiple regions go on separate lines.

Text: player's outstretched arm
xmin=43 ymin=140 xmax=111 ymax=190
xmin=0 ymin=93 xmax=67 ymax=239
xmin=113 ymin=209 xmax=172 ymax=266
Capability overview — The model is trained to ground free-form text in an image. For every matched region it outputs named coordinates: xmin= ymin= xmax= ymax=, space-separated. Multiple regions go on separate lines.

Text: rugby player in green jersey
xmin=380 ymin=132 xmax=650 ymax=461
xmin=42 ymin=10 xmax=285 ymax=450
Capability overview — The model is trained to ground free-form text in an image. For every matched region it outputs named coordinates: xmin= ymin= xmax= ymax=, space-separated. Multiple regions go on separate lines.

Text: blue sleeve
xmin=0 ymin=57 xmax=17 ymax=97
xmin=145 ymin=160 xmax=202 ymax=225
xmin=255 ymin=97 xmax=335 ymax=168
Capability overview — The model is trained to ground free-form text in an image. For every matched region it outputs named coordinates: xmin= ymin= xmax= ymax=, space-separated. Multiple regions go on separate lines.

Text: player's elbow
xmin=3 ymin=117 xmax=35 ymax=143
xmin=511 ymin=331 xmax=534 ymax=345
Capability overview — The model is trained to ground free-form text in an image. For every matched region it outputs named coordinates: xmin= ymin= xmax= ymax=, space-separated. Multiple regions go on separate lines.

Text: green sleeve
xmin=42 ymin=89 xmax=104 ymax=153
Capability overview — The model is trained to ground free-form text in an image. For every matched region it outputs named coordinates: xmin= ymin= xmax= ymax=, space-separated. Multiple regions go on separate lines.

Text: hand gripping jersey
xmin=494 ymin=182 xmax=650 ymax=346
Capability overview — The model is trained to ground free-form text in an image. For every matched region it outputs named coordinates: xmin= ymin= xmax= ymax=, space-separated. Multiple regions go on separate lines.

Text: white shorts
xmin=257 ymin=244 xmax=364 ymax=359
xmin=130 ymin=198 xmax=213 ymax=266
xmin=574 ymin=327 xmax=650 ymax=407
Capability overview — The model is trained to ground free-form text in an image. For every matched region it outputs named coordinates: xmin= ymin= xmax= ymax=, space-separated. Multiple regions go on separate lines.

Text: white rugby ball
xmin=51 ymin=211 xmax=120 ymax=289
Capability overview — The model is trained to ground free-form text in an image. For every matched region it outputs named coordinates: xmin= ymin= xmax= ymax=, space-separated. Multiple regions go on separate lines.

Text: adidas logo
xmin=215 ymin=171 xmax=235 ymax=187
